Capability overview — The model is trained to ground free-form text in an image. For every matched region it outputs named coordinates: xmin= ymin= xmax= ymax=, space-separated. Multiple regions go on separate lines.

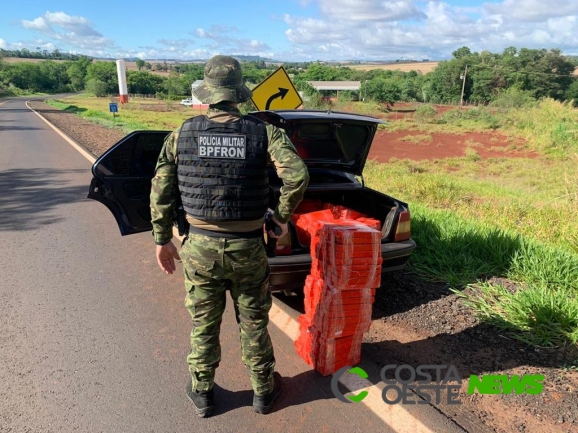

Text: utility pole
xmin=460 ymin=64 xmax=468 ymax=107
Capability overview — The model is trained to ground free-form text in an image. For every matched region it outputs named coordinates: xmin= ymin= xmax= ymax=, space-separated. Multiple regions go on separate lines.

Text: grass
xmin=391 ymin=202 xmax=578 ymax=348
xmin=46 ymin=95 xmax=206 ymax=133
xmin=398 ymin=134 xmax=433 ymax=144
xmin=50 ymin=94 xmax=578 ymax=350
xmin=361 ymin=99 xmax=578 ymax=350
xmin=364 ymin=154 xmax=578 ymax=254
xmin=460 ymin=282 xmax=578 ymax=348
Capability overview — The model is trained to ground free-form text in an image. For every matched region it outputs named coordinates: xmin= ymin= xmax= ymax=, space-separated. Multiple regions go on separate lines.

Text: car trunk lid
xmin=251 ymin=110 xmax=386 ymax=176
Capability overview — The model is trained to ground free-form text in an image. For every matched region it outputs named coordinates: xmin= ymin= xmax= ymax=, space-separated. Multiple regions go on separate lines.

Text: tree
xmin=242 ymin=62 xmax=269 ymax=84
xmin=127 ymin=71 xmax=164 ymax=94
xmin=66 ymin=57 xmax=92 ymax=91
xmin=86 ymin=61 xmax=118 ymax=94
xmin=366 ymin=77 xmax=401 ymax=105
xmin=565 ymin=80 xmax=578 ymax=106
xmin=452 ymin=46 xmax=472 ymax=60
xmin=85 ymin=78 xmax=108 ymax=97
xmin=163 ymin=72 xmax=188 ymax=98
xmin=136 ymin=59 xmax=145 ymax=71
xmin=427 ymin=58 xmax=471 ymax=103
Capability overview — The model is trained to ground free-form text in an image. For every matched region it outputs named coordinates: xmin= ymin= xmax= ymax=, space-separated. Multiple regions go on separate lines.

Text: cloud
xmin=22 ymin=17 xmax=52 ymax=32
xmin=21 ymin=11 xmax=114 ymax=51
xmin=191 ymin=25 xmax=272 ymax=56
xmin=483 ymin=0 xmax=578 ymax=22
xmin=157 ymin=38 xmax=196 ymax=48
xmin=281 ymin=0 xmax=578 ymax=60
xmin=318 ymin=0 xmax=427 ymax=22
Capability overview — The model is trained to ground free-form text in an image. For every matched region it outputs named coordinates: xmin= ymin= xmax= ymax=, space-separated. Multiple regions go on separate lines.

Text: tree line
xmin=0 ymin=54 xmax=276 ymax=99
xmin=2 ymin=46 xmax=577 ymax=106
xmin=0 ymin=48 xmax=86 ymax=61
xmin=292 ymin=47 xmax=578 ymax=106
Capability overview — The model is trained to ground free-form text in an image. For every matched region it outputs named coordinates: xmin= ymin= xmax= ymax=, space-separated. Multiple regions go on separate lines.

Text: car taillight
xmin=394 ymin=211 xmax=411 ymax=242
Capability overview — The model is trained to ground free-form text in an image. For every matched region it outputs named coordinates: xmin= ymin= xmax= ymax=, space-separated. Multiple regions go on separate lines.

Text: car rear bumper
xmin=267 ymin=238 xmax=416 ymax=292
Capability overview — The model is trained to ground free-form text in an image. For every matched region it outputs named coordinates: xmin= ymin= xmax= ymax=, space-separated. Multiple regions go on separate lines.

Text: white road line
xmin=26 ymin=100 xmax=96 ymax=164
xmin=268 ymin=301 xmax=437 ymax=433
xmin=28 ymin=108 xmax=445 ymax=433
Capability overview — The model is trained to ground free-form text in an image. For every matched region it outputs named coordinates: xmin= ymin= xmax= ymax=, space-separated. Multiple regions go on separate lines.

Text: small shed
xmin=307 ymin=81 xmax=361 ymax=101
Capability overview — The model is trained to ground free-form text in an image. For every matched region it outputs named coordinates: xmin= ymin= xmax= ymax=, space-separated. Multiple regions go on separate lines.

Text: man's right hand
xmin=156 ymin=241 xmax=181 ymax=274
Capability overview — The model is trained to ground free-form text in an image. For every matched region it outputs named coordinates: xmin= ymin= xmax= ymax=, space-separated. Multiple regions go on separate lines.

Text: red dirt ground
xmin=368 ymin=130 xmax=539 ymax=162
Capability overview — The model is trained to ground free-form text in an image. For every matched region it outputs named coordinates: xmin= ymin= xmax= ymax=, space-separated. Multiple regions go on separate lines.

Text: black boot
xmin=253 ymin=372 xmax=283 ymax=415
xmin=186 ymin=378 xmax=215 ymax=418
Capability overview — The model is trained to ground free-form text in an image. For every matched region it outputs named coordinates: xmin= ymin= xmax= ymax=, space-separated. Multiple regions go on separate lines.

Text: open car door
xmin=87 ymin=130 xmax=170 ymax=235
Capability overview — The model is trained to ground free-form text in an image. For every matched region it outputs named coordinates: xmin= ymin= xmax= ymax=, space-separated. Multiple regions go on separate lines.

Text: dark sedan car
xmin=87 ymin=109 xmax=416 ymax=292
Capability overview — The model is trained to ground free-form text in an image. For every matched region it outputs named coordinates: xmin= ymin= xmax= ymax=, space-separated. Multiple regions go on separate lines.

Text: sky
xmin=1 ymin=0 xmax=578 ymax=62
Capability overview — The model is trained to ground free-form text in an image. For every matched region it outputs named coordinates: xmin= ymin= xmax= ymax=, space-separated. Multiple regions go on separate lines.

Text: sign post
xmin=251 ymin=67 xmax=303 ymax=111
xmin=109 ymin=102 xmax=118 ymax=118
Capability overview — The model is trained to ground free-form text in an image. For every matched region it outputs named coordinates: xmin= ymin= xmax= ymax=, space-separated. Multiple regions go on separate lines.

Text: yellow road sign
xmin=251 ymin=66 xmax=303 ymax=111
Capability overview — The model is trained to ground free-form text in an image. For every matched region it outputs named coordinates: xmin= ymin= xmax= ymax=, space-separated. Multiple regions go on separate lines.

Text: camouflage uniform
xmin=150 ymin=56 xmax=309 ymax=396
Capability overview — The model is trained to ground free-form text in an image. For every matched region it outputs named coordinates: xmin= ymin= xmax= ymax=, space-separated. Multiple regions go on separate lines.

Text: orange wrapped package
xmin=294 ymin=210 xmax=383 ymax=376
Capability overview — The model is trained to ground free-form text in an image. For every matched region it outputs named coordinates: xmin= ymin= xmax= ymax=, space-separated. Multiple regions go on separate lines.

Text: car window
xmin=95 ymin=132 xmax=168 ymax=177
xmin=335 ymin=124 xmax=369 ymax=163
xmin=290 ymin=123 xmax=369 ymax=163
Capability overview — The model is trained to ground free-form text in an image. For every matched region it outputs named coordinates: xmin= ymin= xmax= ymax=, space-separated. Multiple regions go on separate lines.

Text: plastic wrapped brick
xmin=295 ymin=217 xmax=383 ymax=376
xmin=294 ymin=315 xmax=317 ymax=367
xmin=295 ymin=199 xmax=325 ymax=214
xmin=322 ymin=204 xmax=367 ymax=221
xmin=313 ymin=333 xmax=364 ymax=376
xmin=355 ymin=217 xmax=382 ymax=231
xmin=307 ymin=281 xmax=375 ymax=338
xmin=295 ymin=209 xmax=335 ymax=245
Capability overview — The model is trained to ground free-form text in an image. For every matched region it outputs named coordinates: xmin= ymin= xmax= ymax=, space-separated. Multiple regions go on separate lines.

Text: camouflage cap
xmin=192 ymin=55 xmax=252 ymax=104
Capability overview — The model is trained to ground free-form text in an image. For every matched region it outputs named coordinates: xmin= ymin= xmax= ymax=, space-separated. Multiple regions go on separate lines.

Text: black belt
xmin=187 ymin=225 xmax=263 ymax=239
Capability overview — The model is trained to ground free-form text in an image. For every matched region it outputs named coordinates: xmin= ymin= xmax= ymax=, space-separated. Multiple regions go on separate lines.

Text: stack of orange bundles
xmin=295 ymin=218 xmax=382 ymax=376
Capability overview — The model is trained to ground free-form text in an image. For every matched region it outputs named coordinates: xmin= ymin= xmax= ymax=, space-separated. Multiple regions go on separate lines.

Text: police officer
xmin=149 ymin=55 xmax=309 ymax=417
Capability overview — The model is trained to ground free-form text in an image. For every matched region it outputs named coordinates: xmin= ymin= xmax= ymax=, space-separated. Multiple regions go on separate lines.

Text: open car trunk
xmin=272 ymin=185 xmax=406 ymax=253
xmin=265 ymin=178 xmax=413 ymax=292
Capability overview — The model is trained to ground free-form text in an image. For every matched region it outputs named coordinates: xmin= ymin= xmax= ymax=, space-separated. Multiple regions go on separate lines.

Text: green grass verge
xmin=380 ymin=202 xmax=578 ymax=348
xmin=459 ymin=282 xmax=578 ymax=348
xmin=364 ymin=158 xmax=578 ymax=254
xmin=45 ymin=95 xmax=200 ymax=133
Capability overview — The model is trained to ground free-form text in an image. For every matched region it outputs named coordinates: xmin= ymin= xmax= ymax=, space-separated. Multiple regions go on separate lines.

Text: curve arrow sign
xmin=265 ymin=87 xmax=289 ymax=110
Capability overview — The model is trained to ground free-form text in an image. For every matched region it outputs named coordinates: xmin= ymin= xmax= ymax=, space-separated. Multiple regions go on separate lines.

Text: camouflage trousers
xmin=180 ymin=232 xmax=275 ymax=395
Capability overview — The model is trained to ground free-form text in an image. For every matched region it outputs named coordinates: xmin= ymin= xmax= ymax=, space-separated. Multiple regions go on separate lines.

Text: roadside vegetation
xmin=361 ymin=99 xmax=578 ymax=351
xmin=46 ymin=95 xmax=199 ymax=133
xmin=15 ymin=43 xmax=577 ymax=353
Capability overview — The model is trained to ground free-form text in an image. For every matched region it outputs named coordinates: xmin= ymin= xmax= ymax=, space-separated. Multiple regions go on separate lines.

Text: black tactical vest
xmin=176 ymin=115 xmax=270 ymax=221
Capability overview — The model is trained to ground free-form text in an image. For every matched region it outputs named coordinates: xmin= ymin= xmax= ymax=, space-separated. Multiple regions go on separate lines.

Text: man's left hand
xmin=156 ymin=241 xmax=181 ymax=274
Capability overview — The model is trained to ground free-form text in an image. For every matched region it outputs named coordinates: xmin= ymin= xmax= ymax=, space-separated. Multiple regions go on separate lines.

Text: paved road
xmin=0 ymin=98 xmax=391 ymax=433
